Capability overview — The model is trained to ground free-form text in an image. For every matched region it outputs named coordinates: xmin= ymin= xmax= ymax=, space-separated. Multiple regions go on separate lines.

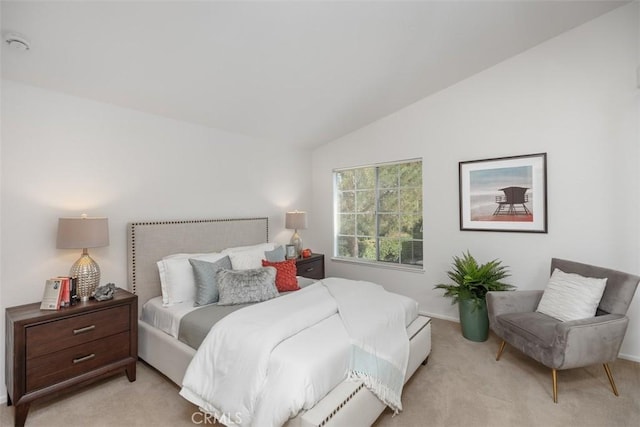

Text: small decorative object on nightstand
xmin=285 ymin=244 xmax=297 ymax=260
xmin=5 ymin=287 xmax=137 ymax=427
xmin=93 ymin=282 xmax=116 ymax=301
xmin=296 ymin=253 xmax=325 ymax=280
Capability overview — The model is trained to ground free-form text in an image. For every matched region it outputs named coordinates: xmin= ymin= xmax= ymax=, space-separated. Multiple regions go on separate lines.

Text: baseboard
xmin=618 ymin=353 xmax=640 ymax=363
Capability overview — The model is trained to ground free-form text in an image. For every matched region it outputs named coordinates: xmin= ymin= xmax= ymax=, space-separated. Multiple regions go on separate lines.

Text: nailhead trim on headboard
xmin=128 ymin=217 xmax=269 ymax=296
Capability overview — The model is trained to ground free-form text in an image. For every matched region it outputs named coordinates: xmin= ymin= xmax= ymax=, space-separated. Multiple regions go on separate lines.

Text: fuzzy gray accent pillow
xmin=189 ymin=256 xmax=232 ymax=306
xmin=216 ymin=267 xmax=278 ymax=306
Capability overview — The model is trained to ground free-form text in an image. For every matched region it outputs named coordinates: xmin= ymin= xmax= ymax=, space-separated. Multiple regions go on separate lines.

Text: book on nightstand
xmin=69 ymin=276 xmax=78 ymax=305
xmin=40 ymin=278 xmax=64 ymax=310
xmin=58 ymin=276 xmax=71 ymax=307
xmin=55 ymin=276 xmax=78 ymax=307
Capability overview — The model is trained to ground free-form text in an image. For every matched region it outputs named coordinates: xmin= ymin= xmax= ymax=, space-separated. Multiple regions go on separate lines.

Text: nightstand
xmin=5 ymin=288 xmax=137 ymax=427
xmin=296 ymin=253 xmax=325 ymax=280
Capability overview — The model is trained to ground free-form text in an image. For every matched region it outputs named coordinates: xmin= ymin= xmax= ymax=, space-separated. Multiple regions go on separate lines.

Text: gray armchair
xmin=487 ymin=258 xmax=639 ymax=403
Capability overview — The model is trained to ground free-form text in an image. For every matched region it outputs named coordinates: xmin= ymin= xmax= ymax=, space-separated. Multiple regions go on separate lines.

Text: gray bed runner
xmin=178 ymin=302 xmax=252 ymax=349
xmin=177 ymin=277 xmax=318 ymax=349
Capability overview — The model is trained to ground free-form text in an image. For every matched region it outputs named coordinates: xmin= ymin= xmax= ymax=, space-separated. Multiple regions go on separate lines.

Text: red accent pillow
xmin=261 ymin=259 xmax=299 ymax=292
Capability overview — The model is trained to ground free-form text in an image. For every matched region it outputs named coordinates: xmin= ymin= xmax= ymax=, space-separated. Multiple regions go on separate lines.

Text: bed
xmin=127 ymin=217 xmax=431 ymax=426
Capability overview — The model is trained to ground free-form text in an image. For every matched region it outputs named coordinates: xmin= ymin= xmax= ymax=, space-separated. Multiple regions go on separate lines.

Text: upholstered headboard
xmin=127 ymin=217 xmax=269 ymax=315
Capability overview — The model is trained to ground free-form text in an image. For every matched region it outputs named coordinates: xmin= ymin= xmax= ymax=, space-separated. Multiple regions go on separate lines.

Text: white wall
xmin=0 ymin=81 xmax=313 ymax=401
xmin=312 ymin=4 xmax=640 ymax=360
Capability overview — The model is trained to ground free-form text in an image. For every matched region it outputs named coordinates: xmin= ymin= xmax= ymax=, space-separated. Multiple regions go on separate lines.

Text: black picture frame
xmin=459 ymin=153 xmax=547 ymax=233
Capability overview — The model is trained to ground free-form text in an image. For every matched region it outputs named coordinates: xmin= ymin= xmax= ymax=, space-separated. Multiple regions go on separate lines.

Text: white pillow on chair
xmin=536 ymin=268 xmax=607 ymax=322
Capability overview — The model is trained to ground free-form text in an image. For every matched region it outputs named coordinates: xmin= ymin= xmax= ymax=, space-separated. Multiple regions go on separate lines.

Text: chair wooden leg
xmin=496 ymin=340 xmax=506 ymax=361
xmin=551 ymin=369 xmax=558 ymax=403
xmin=603 ymin=363 xmax=619 ymax=396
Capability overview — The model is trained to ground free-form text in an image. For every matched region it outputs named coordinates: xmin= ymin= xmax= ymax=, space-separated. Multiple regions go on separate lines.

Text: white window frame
xmin=333 ymin=158 xmax=423 ymax=271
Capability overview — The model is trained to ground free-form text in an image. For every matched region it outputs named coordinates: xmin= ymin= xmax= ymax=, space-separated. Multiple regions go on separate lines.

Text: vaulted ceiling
xmin=1 ymin=1 xmax=628 ymax=148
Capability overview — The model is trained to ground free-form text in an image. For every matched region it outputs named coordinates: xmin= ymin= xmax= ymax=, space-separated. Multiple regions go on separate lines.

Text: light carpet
xmin=2 ymin=318 xmax=638 ymax=426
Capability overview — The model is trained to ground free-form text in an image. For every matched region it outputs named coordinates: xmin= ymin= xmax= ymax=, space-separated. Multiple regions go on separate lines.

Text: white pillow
xmin=221 ymin=242 xmax=275 ymax=255
xmin=221 ymin=242 xmax=276 ymax=270
xmin=536 ymin=268 xmax=607 ymax=322
xmin=228 ymin=248 xmax=268 ymax=270
xmin=157 ymin=252 xmax=225 ymax=306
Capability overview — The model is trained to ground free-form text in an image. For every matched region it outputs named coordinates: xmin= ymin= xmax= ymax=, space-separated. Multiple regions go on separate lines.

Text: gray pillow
xmin=216 ymin=267 xmax=278 ymax=306
xmin=189 ymin=256 xmax=232 ymax=306
xmin=264 ymin=245 xmax=286 ymax=262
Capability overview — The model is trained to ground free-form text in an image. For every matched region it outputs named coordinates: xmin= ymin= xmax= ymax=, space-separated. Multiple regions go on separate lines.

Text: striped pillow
xmin=536 ymin=268 xmax=607 ymax=321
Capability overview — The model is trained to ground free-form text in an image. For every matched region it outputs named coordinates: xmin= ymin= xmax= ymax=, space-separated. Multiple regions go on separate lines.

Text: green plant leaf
xmin=434 ymin=250 xmax=515 ymax=304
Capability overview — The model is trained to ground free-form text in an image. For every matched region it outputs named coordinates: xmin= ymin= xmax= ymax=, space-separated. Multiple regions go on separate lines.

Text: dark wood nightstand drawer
xmin=26 ymin=305 xmax=130 ymax=359
xmin=296 ymin=254 xmax=325 ymax=280
xmin=26 ymin=331 xmax=130 ymax=392
xmin=6 ymin=288 xmax=137 ymax=427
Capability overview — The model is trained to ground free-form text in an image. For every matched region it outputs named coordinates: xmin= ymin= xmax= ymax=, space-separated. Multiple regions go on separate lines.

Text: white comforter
xmin=180 ymin=278 xmax=412 ymax=427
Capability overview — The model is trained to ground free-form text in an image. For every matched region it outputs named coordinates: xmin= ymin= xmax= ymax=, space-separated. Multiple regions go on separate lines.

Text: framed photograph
xmin=285 ymin=244 xmax=297 ymax=259
xmin=459 ymin=153 xmax=547 ymax=233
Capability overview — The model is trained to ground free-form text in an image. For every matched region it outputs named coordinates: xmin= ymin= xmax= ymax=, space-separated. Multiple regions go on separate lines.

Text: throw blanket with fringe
xmin=323 ymin=278 xmax=410 ymax=413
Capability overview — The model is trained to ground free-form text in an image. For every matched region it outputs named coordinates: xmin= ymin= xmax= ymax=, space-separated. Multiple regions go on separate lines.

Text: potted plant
xmin=435 ymin=251 xmax=514 ymax=342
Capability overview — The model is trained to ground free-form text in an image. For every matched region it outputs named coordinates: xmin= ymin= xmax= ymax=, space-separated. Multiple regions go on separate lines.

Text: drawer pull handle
xmin=73 ymin=353 xmax=96 ymax=364
xmin=305 ymin=267 xmax=314 ymax=272
xmin=73 ymin=325 xmax=96 ymax=335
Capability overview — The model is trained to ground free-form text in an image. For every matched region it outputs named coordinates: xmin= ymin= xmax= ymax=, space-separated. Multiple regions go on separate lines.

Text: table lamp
xmin=57 ymin=215 xmax=109 ymax=301
xmin=285 ymin=211 xmax=307 ymax=257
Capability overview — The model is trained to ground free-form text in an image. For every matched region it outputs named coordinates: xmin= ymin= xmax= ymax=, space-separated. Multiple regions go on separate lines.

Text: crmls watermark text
xmin=191 ymin=411 xmax=243 ymax=425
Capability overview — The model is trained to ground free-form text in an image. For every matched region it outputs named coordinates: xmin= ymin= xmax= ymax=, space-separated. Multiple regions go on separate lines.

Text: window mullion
xmin=375 ymin=166 xmax=380 ymax=262
xmin=397 ymin=170 xmax=401 ymax=264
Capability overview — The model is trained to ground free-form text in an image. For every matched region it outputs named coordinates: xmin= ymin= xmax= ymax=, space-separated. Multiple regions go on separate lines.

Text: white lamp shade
xmin=57 ymin=217 xmax=109 ymax=249
xmin=285 ymin=211 xmax=307 ymax=230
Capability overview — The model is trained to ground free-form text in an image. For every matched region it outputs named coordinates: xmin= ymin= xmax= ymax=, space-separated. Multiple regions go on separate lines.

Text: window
xmin=334 ymin=159 xmax=423 ymax=268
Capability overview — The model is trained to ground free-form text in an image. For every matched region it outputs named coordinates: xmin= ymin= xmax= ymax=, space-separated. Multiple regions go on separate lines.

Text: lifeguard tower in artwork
xmin=493 ymin=186 xmax=531 ymax=216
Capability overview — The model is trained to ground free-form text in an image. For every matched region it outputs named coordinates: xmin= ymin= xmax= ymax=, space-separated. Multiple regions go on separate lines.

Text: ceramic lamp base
xmin=290 ymin=230 xmax=303 ymax=257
